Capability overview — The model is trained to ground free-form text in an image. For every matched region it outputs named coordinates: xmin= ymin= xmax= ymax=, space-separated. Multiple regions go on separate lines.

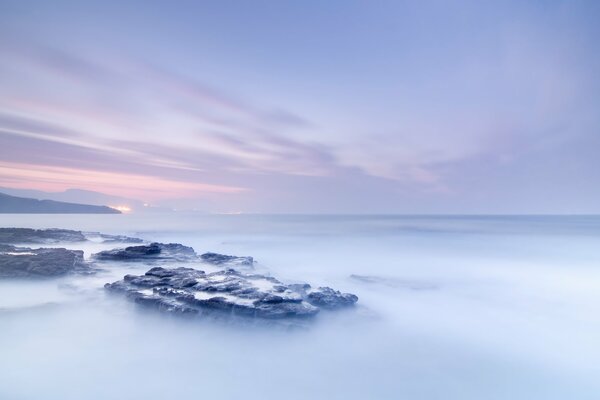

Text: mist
xmin=1 ymin=214 xmax=599 ymax=399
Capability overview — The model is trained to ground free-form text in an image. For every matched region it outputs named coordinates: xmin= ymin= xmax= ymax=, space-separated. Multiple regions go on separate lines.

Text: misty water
xmin=1 ymin=214 xmax=600 ymax=399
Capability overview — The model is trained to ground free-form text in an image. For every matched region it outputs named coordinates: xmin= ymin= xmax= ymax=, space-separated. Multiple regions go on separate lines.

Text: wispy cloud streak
xmin=0 ymin=0 xmax=598 ymax=212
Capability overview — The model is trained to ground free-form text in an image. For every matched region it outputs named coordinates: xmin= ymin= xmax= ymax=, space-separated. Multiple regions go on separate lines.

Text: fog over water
xmin=1 ymin=214 xmax=600 ymax=399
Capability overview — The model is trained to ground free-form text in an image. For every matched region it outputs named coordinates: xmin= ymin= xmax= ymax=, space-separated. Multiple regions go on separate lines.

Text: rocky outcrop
xmin=0 ymin=228 xmax=87 ymax=244
xmin=200 ymin=252 xmax=254 ymax=267
xmin=307 ymin=287 xmax=359 ymax=309
xmin=0 ymin=228 xmax=144 ymax=246
xmin=105 ymin=266 xmax=358 ymax=319
xmin=93 ymin=243 xmax=196 ymax=262
xmin=0 ymin=244 xmax=87 ymax=278
xmin=0 ymin=226 xmax=361 ymax=322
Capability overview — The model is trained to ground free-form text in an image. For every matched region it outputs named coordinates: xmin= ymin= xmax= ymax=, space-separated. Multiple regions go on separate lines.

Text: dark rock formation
xmin=0 ymin=244 xmax=87 ymax=278
xmin=200 ymin=252 xmax=254 ymax=267
xmin=0 ymin=228 xmax=143 ymax=245
xmin=0 ymin=228 xmax=87 ymax=244
xmin=93 ymin=243 xmax=196 ymax=262
xmin=307 ymin=287 xmax=359 ymax=309
xmin=0 ymin=226 xmax=360 ymax=323
xmin=105 ymin=266 xmax=358 ymax=319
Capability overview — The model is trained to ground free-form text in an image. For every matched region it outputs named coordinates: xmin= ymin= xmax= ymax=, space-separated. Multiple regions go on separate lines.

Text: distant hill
xmin=0 ymin=187 xmax=143 ymax=209
xmin=0 ymin=192 xmax=121 ymax=214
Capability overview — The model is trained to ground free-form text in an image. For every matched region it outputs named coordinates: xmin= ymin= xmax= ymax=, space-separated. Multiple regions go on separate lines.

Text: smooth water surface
xmin=1 ymin=214 xmax=599 ymax=399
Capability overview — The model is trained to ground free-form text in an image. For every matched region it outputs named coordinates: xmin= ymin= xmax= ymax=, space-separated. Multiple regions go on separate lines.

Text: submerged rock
xmin=105 ymin=266 xmax=358 ymax=320
xmin=350 ymin=274 xmax=437 ymax=290
xmin=93 ymin=243 xmax=196 ymax=262
xmin=83 ymin=232 xmax=144 ymax=244
xmin=200 ymin=252 xmax=254 ymax=267
xmin=0 ymin=228 xmax=87 ymax=244
xmin=0 ymin=244 xmax=87 ymax=278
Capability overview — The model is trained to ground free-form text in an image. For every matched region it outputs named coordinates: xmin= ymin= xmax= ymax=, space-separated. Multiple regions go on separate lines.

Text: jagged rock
xmin=105 ymin=266 xmax=358 ymax=320
xmin=93 ymin=243 xmax=196 ymax=262
xmin=0 ymin=244 xmax=87 ymax=278
xmin=200 ymin=252 xmax=254 ymax=267
xmin=0 ymin=228 xmax=87 ymax=244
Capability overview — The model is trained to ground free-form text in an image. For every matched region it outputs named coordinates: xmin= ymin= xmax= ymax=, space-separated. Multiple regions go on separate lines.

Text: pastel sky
xmin=1 ymin=0 xmax=599 ymax=213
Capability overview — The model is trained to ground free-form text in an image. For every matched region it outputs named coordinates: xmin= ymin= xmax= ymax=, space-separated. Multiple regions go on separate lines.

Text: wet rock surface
xmin=93 ymin=243 xmax=196 ymax=262
xmin=306 ymin=287 xmax=359 ymax=309
xmin=200 ymin=252 xmax=254 ymax=267
xmin=0 ymin=228 xmax=87 ymax=244
xmin=0 ymin=226 xmax=360 ymax=321
xmin=105 ymin=266 xmax=358 ymax=319
xmin=0 ymin=244 xmax=87 ymax=278
xmin=0 ymin=228 xmax=145 ymax=246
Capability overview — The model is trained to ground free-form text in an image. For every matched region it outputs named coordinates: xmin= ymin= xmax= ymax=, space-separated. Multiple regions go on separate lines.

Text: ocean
xmin=1 ymin=214 xmax=599 ymax=399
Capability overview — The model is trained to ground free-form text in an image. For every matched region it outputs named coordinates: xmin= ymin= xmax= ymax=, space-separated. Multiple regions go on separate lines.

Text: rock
xmin=350 ymin=274 xmax=437 ymax=290
xmin=0 ymin=228 xmax=144 ymax=245
xmin=0 ymin=244 xmax=87 ymax=278
xmin=105 ymin=266 xmax=358 ymax=320
xmin=0 ymin=228 xmax=87 ymax=244
xmin=307 ymin=287 xmax=359 ymax=309
xmin=93 ymin=243 xmax=196 ymax=262
xmin=349 ymin=274 xmax=384 ymax=284
xmin=83 ymin=232 xmax=144 ymax=244
xmin=200 ymin=252 xmax=254 ymax=267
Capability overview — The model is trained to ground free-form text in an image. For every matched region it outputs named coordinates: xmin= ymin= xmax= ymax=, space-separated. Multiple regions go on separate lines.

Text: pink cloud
xmin=0 ymin=161 xmax=246 ymax=201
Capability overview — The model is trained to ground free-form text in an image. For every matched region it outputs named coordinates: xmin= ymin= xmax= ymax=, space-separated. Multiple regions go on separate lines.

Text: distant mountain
xmin=0 ymin=192 xmax=121 ymax=214
xmin=0 ymin=187 xmax=144 ymax=210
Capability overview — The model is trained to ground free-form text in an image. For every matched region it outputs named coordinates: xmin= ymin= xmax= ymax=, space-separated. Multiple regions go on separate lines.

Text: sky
xmin=0 ymin=0 xmax=599 ymax=213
